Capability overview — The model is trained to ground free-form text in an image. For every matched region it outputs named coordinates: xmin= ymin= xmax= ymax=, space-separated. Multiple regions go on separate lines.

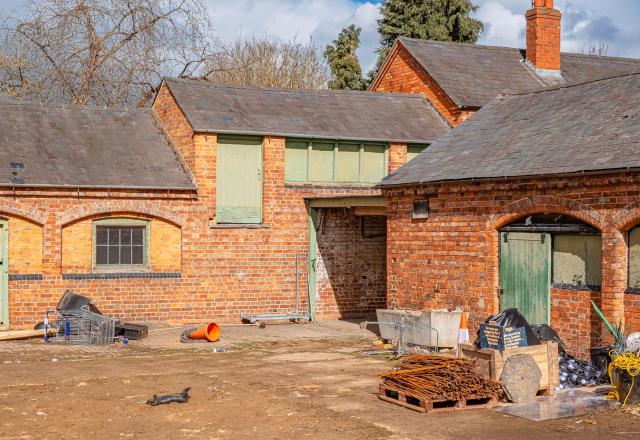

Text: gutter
xmin=0 ymin=183 xmax=197 ymax=191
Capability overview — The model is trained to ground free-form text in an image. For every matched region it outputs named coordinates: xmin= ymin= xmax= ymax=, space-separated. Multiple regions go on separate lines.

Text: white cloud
xmin=205 ymin=0 xmax=382 ymax=71
xmin=474 ymin=1 xmax=525 ymax=48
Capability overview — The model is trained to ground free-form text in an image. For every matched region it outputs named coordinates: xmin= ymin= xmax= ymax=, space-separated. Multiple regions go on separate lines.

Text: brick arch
xmin=489 ymin=195 xmax=605 ymax=232
xmin=57 ymin=200 xmax=184 ymax=227
xmin=0 ymin=199 xmax=45 ymax=225
xmin=610 ymin=202 xmax=640 ymax=232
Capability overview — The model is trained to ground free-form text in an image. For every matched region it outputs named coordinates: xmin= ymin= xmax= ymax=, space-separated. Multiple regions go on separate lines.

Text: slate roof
xmin=0 ymin=101 xmax=195 ymax=189
xmin=394 ymin=37 xmax=640 ymax=108
xmin=379 ymin=72 xmax=640 ymax=187
xmin=162 ymin=78 xmax=450 ymax=143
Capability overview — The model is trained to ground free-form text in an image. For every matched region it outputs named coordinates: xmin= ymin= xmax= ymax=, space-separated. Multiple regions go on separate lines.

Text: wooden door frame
xmin=0 ymin=219 xmax=8 ymax=328
xmin=307 ymin=207 xmax=318 ymax=321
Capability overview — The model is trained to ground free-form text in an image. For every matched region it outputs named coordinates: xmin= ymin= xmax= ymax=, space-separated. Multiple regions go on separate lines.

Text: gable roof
xmin=379 ymin=72 xmax=640 ymax=187
xmin=162 ymin=78 xmax=450 ymax=144
xmin=385 ymin=37 xmax=640 ymax=109
xmin=0 ymin=101 xmax=195 ymax=189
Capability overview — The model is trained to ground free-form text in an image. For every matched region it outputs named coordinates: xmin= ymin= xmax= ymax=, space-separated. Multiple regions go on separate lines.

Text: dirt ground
xmin=1 ymin=331 xmax=639 ymax=440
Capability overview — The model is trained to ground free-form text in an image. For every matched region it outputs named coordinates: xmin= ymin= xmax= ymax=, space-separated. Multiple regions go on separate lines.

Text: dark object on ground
xmin=559 ymin=353 xmax=608 ymax=388
xmin=379 ymin=355 xmax=503 ymax=403
xmin=475 ymin=309 xmax=540 ymax=348
xmin=500 ymin=354 xmax=541 ymax=403
xmin=57 ymin=290 xmax=103 ymax=315
xmin=532 ymin=324 xmax=566 ymax=354
xmin=611 ymin=367 xmax=640 ymax=405
xmin=259 ymin=322 xmax=267 ymax=329
xmin=115 ymin=322 xmax=148 ymax=340
xmin=591 ymin=346 xmax=613 ymax=380
xmin=146 ymin=387 xmax=191 ymax=406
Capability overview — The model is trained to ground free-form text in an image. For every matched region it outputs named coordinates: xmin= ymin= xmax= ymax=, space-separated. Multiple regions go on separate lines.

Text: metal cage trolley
xmin=44 ymin=308 xmax=116 ymax=345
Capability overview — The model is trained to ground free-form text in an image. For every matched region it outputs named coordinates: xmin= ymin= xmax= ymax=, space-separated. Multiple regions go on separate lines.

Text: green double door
xmin=499 ymin=232 xmax=551 ymax=325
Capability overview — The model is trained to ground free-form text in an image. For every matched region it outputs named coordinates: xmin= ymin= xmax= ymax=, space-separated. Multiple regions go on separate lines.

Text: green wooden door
xmin=216 ymin=137 xmax=262 ymax=224
xmin=499 ymin=232 xmax=551 ymax=325
xmin=0 ymin=221 xmax=8 ymax=327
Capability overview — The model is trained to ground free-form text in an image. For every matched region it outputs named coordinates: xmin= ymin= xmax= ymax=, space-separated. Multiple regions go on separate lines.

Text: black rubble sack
xmin=532 ymin=324 xmax=567 ymax=354
xmin=590 ymin=346 xmax=614 ymax=381
xmin=475 ymin=308 xmax=540 ymax=349
xmin=146 ymin=387 xmax=191 ymax=406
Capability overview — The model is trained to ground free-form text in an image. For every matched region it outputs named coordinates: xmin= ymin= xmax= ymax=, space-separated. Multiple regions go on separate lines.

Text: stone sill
xmin=210 ymin=224 xmax=270 ymax=229
xmin=550 ymin=283 xmax=601 ymax=292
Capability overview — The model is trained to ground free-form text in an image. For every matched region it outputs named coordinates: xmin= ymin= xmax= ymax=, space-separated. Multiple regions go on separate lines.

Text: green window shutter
xmin=629 ymin=228 xmax=640 ymax=288
xmin=552 ymin=234 xmax=602 ymax=286
xmin=216 ymin=137 xmax=262 ymax=224
xmin=285 ymin=140 xmax=308 ymax=181
xmin=407 ymin=144 xmax=427 ymax=162
xmin=335 ymin=143 xmax=360 ymax=182
xmin=308 ymin=142 xmax=334 ymax=182
xmin=362 ymin=144 xmax=386 ymax=183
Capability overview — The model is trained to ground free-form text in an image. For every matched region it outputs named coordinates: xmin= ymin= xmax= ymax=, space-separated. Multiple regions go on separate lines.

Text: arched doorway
xmin=499 ymin=214 xmax=601 ymax=325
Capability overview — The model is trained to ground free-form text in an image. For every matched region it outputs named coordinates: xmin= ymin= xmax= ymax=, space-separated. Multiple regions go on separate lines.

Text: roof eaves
xmin=193 ymin=127 xmax=439 ymax=145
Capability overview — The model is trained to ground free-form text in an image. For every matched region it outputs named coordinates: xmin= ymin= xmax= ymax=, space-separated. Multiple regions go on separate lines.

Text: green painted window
xmin=629 ymin=228 xmax=640 ymax=288
xmin=407 ymin=144 xmax=428 ymax=162
xmin=285 ymin=139 xmax=387 ymax=184
xmin=93 ymin=218 xmax=149 ymax=270
xmin=216 ymin=136 xmax=263 ymax=224
xmin=552 ymin=234 xmax=601 ymax=286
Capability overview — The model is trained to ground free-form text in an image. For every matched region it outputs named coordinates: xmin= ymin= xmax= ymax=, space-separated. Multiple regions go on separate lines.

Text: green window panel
xmin=407 ymin=144 xmax=427 ymax=162
xmin=284 ymin=140 xmax=308 ymax=181
xmin=308 ymin=142 xmax=334 ymax=182
xmin=552 ymin=234 xmax=601 ymax=286
xmin=362 ymin=144 xmax=386 ymax=183
xmin=216 ymin=136 xmax=263 ymax=224
xmin=629 ymin=228 xmax=640 ymax=288
xmin=285 ymin=138 xmax=388 ymax=184
xmin=335 ymin=143 xmax=360 ymax=182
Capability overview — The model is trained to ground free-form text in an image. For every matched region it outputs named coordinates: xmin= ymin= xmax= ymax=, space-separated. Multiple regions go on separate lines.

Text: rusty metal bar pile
xmin=379 ymin=355 xmax=503 ymax=401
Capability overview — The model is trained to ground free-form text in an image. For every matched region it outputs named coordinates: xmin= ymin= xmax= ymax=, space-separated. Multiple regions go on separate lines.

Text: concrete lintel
xmin=308 ymin=196 xmax=385 ymax=208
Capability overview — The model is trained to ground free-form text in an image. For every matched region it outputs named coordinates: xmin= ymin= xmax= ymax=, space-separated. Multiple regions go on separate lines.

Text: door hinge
xmin=503 ymin=232 xmax=509 ymax=243
xmin=540 ymin=233 xmax=546 ymax=244
xmin=498 ymin=288 xmax=504 ymax=296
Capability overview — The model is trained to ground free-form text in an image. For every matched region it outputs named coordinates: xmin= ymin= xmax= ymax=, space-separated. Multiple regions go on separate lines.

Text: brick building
xmin=0 ymin=81 xmax=448 ymax=329
xmin=379 ymin=72 xmax=640 ymax=358
xmin=370 ymin=0 xmax=640 ymax=126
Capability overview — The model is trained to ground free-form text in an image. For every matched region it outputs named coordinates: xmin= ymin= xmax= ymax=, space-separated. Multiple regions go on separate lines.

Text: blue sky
xmin=2 ymin=1 xmax=639 ymax=72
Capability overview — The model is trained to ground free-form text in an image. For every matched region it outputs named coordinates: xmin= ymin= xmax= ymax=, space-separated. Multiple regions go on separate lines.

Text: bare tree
xmin=0 ymin=0 xmax=220 ymax=107
xmin=207 ymin=36 xmax=328 ymax=89
xmin=579 ymin=40 xmax=610 ymax=57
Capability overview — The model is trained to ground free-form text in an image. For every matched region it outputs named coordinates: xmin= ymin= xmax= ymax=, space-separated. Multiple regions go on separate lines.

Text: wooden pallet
xmin=378 ymin=384 xmax=497 ymax=413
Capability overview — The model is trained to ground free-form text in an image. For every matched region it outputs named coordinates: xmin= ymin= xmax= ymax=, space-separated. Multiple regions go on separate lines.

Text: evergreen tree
xmin=369 ymin=0 xmax=484 ymax=81
xmin=324 ymin=25 xmax=366 ymax=90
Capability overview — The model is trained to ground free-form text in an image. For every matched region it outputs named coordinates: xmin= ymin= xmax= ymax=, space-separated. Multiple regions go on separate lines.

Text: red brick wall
xmin=371 ymin=45 xmax=471 ymax=126
xmin=315 ymin=209 xmax=386 ymax=317
xmin=384 ymin=173 xmax=640 ymax=356
xmin=3 ymin=87 xmax=411 ymax=328
xmin=625 ymin=294 xmax=640 ymax=334
xmin=550 ymin=287 xmax=600 ymax=358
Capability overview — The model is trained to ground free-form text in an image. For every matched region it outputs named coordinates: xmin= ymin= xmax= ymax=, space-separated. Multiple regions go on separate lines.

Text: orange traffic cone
xmin=188 ymin=322 xmax=221 ymax=342
xmin=458 ymin=313 xmax=470 ymax=344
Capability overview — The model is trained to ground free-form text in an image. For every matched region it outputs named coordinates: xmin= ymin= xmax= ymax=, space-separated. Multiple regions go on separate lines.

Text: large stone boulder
xmin=500 ymin=354 xmax=541 ymax=403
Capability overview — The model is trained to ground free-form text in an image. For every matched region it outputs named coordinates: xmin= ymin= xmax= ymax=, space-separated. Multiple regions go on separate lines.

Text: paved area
xmin=0 ymin=320 xmax=376 ymax=360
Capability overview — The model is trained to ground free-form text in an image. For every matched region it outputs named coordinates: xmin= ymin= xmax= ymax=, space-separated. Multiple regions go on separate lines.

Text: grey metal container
xmin=376 ymin=309 xmax=463 ymax=348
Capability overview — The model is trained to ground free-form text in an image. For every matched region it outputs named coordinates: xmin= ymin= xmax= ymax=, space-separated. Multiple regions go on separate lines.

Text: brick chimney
xmin=526 ymin=0 xmax=562 ymax=75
